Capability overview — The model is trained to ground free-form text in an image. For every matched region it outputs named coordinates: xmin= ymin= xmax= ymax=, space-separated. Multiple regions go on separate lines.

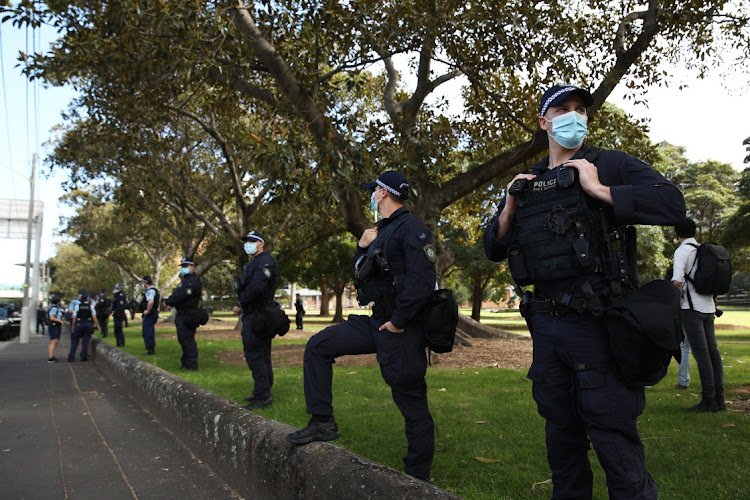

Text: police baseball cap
xmin=141 ymin=275 xmax=153 ymax=284
xmin=114 ymin=283 xmax=123 ymax=289
xmin=51 ymin=295 xmax=62 ymax=304
xmin=242 ymin=231 xmax=264 ymax=243
xmin=363 ymin=170 xmax=410 ymax=200
xmin=180 ymin=258 xmax=195 ymax=266
xmin=78 ymin=288 xmax=86 ymax=295
xmin=539 ymin=84 xmax=594 ymax=117
xmin=100 ymin=288 xmax=106 ymax=293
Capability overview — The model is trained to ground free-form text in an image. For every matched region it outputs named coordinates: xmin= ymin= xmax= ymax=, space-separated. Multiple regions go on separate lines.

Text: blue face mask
xmin=370 ymin=189 xmax=383 ymax=213
xmin=180 ymin=267 xmax=190 ymax=275
xmin=546 ymin=111 xmax=588 ymax=149
xmin=244 ymin=241 xmax=258 ymax=255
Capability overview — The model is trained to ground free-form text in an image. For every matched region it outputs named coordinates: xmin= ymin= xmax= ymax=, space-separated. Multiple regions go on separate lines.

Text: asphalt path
xmin=0 ymin=332 xmax=241 ymax=500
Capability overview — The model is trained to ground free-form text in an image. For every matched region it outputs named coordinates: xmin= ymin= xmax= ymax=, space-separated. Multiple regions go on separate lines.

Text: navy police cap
xmin=363 ymin=170 xmax=410 ymax=199
xmin=539 ymin=84 xmax=594 ymax=117
xmin=141 ymin=275 xmax=153 ymax=284
xmin=180 ymin=258 xmax=195 ymax=266
xmin=242 ymin=230 xmax=264 ymax=243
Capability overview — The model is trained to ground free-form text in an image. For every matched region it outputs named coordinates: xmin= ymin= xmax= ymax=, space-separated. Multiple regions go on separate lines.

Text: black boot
xmin=714 ymin=393 xmax=726 ymax=411
xmin=687 ymin=397 xmax=719 ymax=412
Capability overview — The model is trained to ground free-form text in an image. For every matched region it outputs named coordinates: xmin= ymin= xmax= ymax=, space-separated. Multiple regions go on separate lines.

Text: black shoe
xmin=79 ymin=358 xmax=88 ymax=362
xmin=117 ymin=343 xmax=125 ymax=347
xmin=180 ymin=366 xmax=198 ymax=372
xmin=67 ymin=358 xmax=75 ymax=362
xmin=48 ymin=357 xmax=57 ymax=364
xmin=715 ymin=394 xmax=727 ymax=411
xmin=244 ymin=396 xmax=273 ymax=410
xmin=687 ymin=397 xmax=719 ymax=412
xmin=286 ymin=417 xmax=340 ymax=445
xmin=146 ymin=349 xmax=155 ymax=355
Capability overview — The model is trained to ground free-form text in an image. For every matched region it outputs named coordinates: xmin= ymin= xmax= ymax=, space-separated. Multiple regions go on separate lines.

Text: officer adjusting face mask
xmin=544 ymin=110 xmax=588 ymax=149
xmin=370 ymin=188 xmax=386 ymax=221
xmin=244 ymin=241 xmax=258 ymax=255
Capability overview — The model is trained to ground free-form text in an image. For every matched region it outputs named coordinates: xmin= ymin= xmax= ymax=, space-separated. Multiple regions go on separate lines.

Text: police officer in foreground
xmin=140 ymin=276 xmax=160 ymax=355
xmin=483 ymin=84 xmax=685 ymax=499
xmin=95 ymin=288 xmax=112 ymax=338
xmin=232 ymin=231 xmax=278 ymax=410
xmin=286 ymin=171 xmax=437 ymax=482
xmin=112 ymin=283 xmax=128 ymax=347
xmin=165 ymin=258 xmax=203 ymax=371
xmin=68 ymin=290 xmax=99 ymax=362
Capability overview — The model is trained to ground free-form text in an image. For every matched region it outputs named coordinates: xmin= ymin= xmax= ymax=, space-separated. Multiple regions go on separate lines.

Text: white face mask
xmin=244 ymin=241 xmax=258 ymax=255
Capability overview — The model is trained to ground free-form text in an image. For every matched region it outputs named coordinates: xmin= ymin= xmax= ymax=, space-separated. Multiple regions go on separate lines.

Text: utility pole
xmin=19 ymin=153 xmax=37 ymax=344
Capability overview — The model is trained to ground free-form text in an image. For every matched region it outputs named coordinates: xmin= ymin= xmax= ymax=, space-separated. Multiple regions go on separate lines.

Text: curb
xmin=90 ymin=337 xmax=461 ymax=499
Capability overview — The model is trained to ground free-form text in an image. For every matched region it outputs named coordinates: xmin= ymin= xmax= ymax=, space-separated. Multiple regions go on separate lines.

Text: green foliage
xmin=47 ymin=241 xmax=122 ymax=299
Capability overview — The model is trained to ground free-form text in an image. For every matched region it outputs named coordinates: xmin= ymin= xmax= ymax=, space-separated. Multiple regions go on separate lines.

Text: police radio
xmin=557 ymin=164 xmax=575 ymax=188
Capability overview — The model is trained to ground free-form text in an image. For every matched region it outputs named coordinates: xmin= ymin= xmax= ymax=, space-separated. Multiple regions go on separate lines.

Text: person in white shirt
xmin=671 ymin=218 xmax=725 ymax=412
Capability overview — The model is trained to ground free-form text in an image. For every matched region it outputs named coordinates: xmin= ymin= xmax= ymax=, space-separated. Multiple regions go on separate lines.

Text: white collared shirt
xmin=672 ymin=237 xmax=716 ymax=313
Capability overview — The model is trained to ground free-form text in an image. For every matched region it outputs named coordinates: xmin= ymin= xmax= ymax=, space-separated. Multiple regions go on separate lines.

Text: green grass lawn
xmin=100 ymin=309 xmax=750 ymax=499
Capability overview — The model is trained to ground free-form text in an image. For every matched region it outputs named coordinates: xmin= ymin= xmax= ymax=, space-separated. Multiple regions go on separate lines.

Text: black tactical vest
xmin=508 ymin=162 xmax=636 ymax=297
xmin=77 ymin=299 xmax=93 ymax=322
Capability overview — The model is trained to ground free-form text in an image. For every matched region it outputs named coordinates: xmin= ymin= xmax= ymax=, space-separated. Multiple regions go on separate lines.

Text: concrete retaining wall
xmin=90 ymin=338 xmax=460 ymax=499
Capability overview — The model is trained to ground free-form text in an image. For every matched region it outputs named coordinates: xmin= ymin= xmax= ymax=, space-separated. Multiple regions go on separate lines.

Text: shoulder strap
xmin=379 ymin=213 xmax=413 ymax=261
xmin=683 ymin=243 xmax=700 ymax=310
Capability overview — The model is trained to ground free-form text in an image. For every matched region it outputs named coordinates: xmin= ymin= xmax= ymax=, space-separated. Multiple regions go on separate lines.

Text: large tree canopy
xmin=3 ymin=0 xmax=749 ymax=285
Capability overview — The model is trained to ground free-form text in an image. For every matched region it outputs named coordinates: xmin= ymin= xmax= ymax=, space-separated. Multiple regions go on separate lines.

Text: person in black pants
xmin=286 ymin=171 xmax=437 ymax=482
xmin=95 ymin=289 xmax=112 ymax=338
xmin=294 ymin=293 xmax=305 ymax=330
xmin=165 ymin=258 xmax=203 ymax=371
xmin=68 ymin=291 xmax=100 ymax=362
xmin=112 ymin=283 xmax=128 ymax=347
xmin=233 ymin=230 xmax=278 ymax=410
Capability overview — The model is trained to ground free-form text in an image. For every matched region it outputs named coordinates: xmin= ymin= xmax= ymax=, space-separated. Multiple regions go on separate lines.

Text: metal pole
xmin=30 ymin=213 xmax=43 ymax=335
xmin=19 ymin=153 xmax=36 ymax=344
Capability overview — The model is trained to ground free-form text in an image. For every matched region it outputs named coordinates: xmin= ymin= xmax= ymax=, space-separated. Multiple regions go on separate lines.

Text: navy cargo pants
xmin=528 ymin=311 xmax=658 ymax=500
xmin=175 ymin=313 xmax=199 ymax=370
xmin=303 ymin=314 xmax=435 ymax=481
xmin=69 ymin=322 xmax=93 ymax=361
xmin=241 ymin=312 xmax=273 ymax=399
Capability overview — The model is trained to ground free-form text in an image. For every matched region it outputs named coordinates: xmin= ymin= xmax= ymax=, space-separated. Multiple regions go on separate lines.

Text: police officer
xmin=165 ymin=258 xmax=203 ymax=371
xmin=140 ymin=276 xmax=160 ymax=355
xmin=47 ymin=295 xmax=65 ymax=363
xmin=483 ymin=84 xmax=685 ymax=499
xmin=286 ymin=171 xmax=437 ymax=482
xmin=232 ymin=231 xmax=278 ymax=410
xmin=294 ymin=293 xmax=305 ymax=330
xmin=112 ymin=283 xmax=128 ymax=347
xmin=95 ymin=288 xmax=112 ymax=338
xmin=68 ymin=290 xmax=99 ymax=362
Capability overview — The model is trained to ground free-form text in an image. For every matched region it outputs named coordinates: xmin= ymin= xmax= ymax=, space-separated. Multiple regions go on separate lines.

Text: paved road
xmin=0 ymin=333 xmax=241 ymax=499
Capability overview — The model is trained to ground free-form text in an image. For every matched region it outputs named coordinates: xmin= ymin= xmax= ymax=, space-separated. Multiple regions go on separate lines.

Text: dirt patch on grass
xmin=209 ymin=326 xmax=533 ymax=371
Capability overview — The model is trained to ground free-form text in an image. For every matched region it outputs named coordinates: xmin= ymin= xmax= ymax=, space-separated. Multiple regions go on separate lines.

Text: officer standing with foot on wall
xmin=112 ymin=283 xmax=128 ymax=347
xmin=68 ymin=290 xmax=99 ymax=362
xmin=165 ymin=258 xmax=203 ymax=371
xmin=483 ymin=84 xmax=685 ymax=499
xmin=286 ymin=171 xmax=437 ymax=482
xmin=140 ymin=276 xmax=160 ymax=355
xmin=232 ymin=231 xmax=277 ymax=410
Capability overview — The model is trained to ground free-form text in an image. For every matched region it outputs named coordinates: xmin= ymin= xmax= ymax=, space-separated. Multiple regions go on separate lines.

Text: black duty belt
xmin=532 ymin=294 xmax=603 ymax=316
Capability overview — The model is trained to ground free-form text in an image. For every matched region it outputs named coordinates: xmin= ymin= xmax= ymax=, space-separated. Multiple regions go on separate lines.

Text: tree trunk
xmin=471 ymin=276 xmax=484 ymax=321
xmin=332 ymin=281 xmax=345 ymax=323
xmin=319 ymin=275 xmax=330 ymax=316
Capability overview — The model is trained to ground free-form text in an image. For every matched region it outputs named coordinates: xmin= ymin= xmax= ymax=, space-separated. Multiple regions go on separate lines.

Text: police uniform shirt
xmin=354 ymin=207 xmax=437 ymax=329
xmin=113 ymin=291 xmax=127 ymax=313
xmin=49 ymin=305 xmax=63 ymax=323
xmin=67 ymin=298 xmax=80 ymax=314
xmin=96 ymin=295 xmax=111 ymax=316
xmin=238 ymin=252 xmax=277 ymax=310
xmin=672 ymin=237 xmax=716 ymax=313
xmin=483 ymin=144 xmax=685 ymax=292
xmin=164 ymin=273 xmax=203 ymax=311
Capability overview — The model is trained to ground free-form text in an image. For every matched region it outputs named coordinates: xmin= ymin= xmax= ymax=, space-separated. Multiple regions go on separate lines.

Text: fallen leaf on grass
xmin=531 ymin=479 xmax=553 ymax=493
xmin=722 ymin=423 xmax=736 ymax=428
xmin=346 ymin=371 xmax=357 ymax=375
xmin=475 ymin=456 xmax=499 ymax=464
xmin=438 ymin=388 xmax=447 ymax=392
xmin=474 ymin=420 xmax=487 ymax=424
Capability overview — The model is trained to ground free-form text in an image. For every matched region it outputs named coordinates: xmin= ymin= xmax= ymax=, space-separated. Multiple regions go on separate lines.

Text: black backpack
xmin=422 ymin=289 xmax=458 ymax=353
xmin=686 ymin=242 xmax=732 ymax=296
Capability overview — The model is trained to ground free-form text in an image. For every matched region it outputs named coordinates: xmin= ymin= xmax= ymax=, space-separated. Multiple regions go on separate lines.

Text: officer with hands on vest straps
xmin=232 ymin=230 xmax=278 ymax=410
xmin=95 ymin=288 xmax=112 ymax=338
xmin=47 ymin=295 xmax=65 ymax=363
xmin=484 ymin=84 xmax=685 ymax=499
xmin=140 ymin=276 xmax=160 ymax=355
xmin=164 ymin=258 xmax=203 ymax=371
xmin=68 ymin=289 xmax=99 ymax=362
xmin=112 ymin=283 xmax=127 ymax=347
xmin=286 ymin=170 xmax=437 ymax=482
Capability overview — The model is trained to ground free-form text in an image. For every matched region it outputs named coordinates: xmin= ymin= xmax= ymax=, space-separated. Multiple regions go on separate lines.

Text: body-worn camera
xmin=509 ymin=178 xmax=529 ymax=197
xmin=556 ymin=164 xmax=575 ymax=188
